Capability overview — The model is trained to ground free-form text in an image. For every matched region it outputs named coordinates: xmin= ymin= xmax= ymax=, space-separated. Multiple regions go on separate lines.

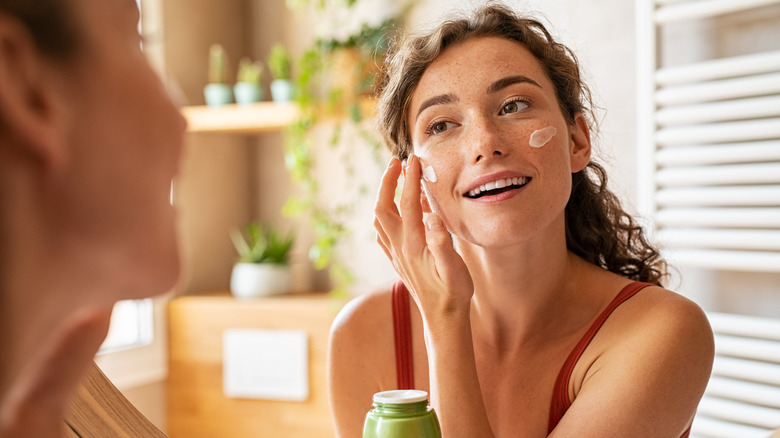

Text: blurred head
xmin=0 ymin=0 xmax=187 ymax=299
xmin=0 ymin=0 xmax=80 ymax=60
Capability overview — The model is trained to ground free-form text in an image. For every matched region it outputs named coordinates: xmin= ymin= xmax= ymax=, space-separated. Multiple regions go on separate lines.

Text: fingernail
xmin=401 ymin=158 xmax=408 ymax=169
xmin=426 ymin=214 xmax=443 ymax=230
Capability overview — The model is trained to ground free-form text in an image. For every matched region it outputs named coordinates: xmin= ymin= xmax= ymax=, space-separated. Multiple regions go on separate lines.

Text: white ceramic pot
xmin=229 ymin=263 xmax=292 ymax=299
xmin=270 ymin=79 xmax=294 ymax=102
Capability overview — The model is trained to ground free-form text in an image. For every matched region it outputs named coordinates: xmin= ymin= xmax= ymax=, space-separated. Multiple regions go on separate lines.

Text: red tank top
xmin=391 ymin=281 xmax=691 ymax=437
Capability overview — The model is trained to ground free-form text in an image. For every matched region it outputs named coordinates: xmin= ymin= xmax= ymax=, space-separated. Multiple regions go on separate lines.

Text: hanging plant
xmin=282 ymin=1 xmax=407 ymax=296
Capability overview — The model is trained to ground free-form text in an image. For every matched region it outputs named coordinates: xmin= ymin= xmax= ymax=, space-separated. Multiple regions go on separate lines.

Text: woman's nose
xmin=469 ymin=118 xmax=507 ymax=164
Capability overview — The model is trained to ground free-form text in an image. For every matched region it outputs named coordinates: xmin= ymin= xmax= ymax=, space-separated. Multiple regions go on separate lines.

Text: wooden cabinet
xmin=167 ymin=292 xmax=346 ymax=438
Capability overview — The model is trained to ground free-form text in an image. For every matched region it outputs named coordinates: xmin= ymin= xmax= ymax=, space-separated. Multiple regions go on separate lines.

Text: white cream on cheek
xmin=414 ymin=154 xmax=438 ymax=183
xmin=423 ymin=165 xmax=438 ymax=183
xmin=529 ymin=126 xmax=557 ymax=148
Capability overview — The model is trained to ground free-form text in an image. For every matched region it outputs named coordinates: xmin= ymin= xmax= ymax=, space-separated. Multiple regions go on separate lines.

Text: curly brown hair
xmin=376 ymin=3 xmax=667 ymax=285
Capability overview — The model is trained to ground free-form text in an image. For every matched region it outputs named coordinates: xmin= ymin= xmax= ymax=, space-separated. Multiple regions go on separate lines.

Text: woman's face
xmin=52 ymin=0 xmax=187 ymax=298
xmin=408 ymin=36 xmax=590 ymax=249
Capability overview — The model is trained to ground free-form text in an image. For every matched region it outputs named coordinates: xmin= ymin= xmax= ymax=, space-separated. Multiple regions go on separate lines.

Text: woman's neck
xmin=456 ymin=225 xmax=590 ymax=349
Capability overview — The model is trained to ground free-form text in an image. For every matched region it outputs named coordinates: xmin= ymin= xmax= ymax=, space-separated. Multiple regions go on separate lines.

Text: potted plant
xmin=268 ymin=43 xmax=294 ymax=102
xmin=229 ymin=221 xmax=295 ymax=299
xmin=234 ymin=57 xmax=264 ymax=105
xmin=203 ymin=43 xmax=233 ymax=106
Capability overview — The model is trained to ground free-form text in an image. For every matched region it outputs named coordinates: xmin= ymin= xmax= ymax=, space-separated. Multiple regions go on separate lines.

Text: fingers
xmin=374 ymin=158 xmax=401 ymax=230
xmin=374 ymin=158 xmax=402 ymax=261
xmin=375 ymin=220 xmax=392 ymax=260
xmin=425 ymin=213 xmax=467 ymax=283
xmin=399 ymin=155 xmax=426 ymax=254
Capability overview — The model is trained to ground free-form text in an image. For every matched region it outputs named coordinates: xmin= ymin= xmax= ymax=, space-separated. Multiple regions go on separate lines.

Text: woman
xmin=0 ymin=0 xmax=186 ymax=435
xmin=328 ymin=4 xmax=714 ymax=437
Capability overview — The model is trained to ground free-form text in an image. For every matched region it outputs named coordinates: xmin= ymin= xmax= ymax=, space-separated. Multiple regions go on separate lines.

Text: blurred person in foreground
xmin=0 ymin=0 xmax=186 ymax=436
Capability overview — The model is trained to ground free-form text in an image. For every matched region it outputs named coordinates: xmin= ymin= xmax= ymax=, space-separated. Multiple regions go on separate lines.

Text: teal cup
xmin=362 ymin=390 xmax=442 ymax=438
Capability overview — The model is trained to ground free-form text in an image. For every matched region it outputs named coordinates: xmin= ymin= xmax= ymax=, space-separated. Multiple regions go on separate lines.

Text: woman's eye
xmin=426 ymin=120 xmax=455 ymax=135
xmin=500 ymin=99 xmax=529 ymax=115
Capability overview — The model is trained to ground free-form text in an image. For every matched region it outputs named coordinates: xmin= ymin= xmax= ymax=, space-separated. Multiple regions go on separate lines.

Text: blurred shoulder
xmin=330 ymin=283 xmax=396 ymax=343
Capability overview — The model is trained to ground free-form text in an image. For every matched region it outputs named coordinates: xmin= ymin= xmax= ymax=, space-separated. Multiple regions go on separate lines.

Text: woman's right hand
xmin=373 ymin=155 xmax=474 ymax=323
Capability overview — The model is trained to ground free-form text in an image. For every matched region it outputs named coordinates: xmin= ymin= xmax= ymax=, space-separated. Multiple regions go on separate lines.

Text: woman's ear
xmin=0 ymin=14 xmax=68 ymax=170
xmin=569 ymin=113 xmax=592 ymax=173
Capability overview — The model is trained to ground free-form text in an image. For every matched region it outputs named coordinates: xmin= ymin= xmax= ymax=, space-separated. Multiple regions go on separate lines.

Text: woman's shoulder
xmin=565 ymin=281 xmax=714 ymax=434
xmin=622 ymin=283 xmax=712 ymax=340
xmin=328 ymin=283 xmax=398 ymax=390
xmin=585 ymin=281 xmax=714 ymax=381
xmin=329 ymin=283 xmax=398 ymax=353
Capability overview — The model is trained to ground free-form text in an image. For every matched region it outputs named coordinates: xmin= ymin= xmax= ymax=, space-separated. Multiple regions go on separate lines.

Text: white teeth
xmin=467 ymin=177 xmax=528 ymax=197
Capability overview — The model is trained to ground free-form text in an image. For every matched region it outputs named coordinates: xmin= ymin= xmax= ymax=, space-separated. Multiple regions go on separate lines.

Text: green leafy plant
xmin=268 ymin=43 xmax=292 ymax=80
xmin=236 ymin=57 xmax=263 ymax=84
xmin=281 ymin=4 xmax=405 ymax=295
xmin=208 ymin=43 xmax=229 ymax=84
xmin=231 ymin=222 xmax=295 ymax=265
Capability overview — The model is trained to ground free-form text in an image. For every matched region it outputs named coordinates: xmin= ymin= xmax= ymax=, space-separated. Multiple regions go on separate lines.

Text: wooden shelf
xmin=181 ymin=101 xmax=299 ymax=134
xmin=181 ymin=98 xmax=377 ymax=134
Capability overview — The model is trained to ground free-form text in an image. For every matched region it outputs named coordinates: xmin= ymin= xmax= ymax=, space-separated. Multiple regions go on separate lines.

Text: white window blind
xmin=636 ymin=0 xmax=780 ymax=273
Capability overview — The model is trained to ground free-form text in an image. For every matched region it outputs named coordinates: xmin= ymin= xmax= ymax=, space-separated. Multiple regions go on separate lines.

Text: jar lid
xmin=373 ymin=389 xmax=429 ymax=404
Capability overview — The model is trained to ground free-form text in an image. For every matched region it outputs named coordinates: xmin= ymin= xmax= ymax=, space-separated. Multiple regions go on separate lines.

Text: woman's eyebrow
xmin=415 ymin=93 xmax=458 ymax=123
xmin=486 ymin=75 xmax=542 ymax=94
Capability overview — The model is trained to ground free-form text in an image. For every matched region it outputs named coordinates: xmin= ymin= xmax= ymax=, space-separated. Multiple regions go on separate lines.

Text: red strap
xmin=548 ymin=282 xmax=651 ymax=433
xmin=392 ymin=281 xmax=415 ymax=390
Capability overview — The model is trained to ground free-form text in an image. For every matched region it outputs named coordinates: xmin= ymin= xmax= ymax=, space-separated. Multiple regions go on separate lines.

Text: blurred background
xmin=95 ymin=1 xmax=780 ymax=436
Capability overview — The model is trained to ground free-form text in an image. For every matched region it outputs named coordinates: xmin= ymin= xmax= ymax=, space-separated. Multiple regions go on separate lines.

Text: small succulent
xmin=236 ymin=57 xmax=263 ymax=84
xmin=231 ymin=221 xmax=294 ymax=265
xmin=268 ymin=43 xmax=292 ymax=80
xmin=208 ymin=43 xmax=229 ymax=84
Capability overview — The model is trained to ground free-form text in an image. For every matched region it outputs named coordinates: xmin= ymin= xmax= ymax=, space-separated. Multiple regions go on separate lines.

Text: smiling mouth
xmin=465 ymin=177 xmax=530 ymax=199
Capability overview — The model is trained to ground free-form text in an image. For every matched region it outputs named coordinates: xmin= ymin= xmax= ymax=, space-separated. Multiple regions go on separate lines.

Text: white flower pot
xmin=230 ymin=263 xmax=292 ymax=299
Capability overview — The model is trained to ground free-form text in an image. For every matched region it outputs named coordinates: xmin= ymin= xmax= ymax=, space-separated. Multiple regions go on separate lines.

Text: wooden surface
xmin=64 ymin=361 xmax=167 ymax=437
xmin=181 ymin=98 xmax=377 ymax=134
xmin=167 ymin=292 xmax=346 ymax=438
xmin=181 ymin=102 xmax=299 ymax=134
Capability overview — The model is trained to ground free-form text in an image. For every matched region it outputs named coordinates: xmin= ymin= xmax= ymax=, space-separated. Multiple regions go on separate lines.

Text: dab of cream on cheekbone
xmin=423 ymin=165 xmax=438 ymax=183
xmin=529 ymin=126 xmax=557 ymax=148
xmin=413 ymin=154 xmax=438 ymax=183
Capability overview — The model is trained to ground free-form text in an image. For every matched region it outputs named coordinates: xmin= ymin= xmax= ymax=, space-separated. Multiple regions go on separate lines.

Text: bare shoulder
xmin=328 ymin=284 xmax=397 ymax=437
xmin=593 ymin=283 xmax=714 ymax=369
xmin=561 ymin=284 xmax=715 ymax=435
xmin=619 ymin=284 xmax=713 ymax=348
xmin=330 ymin=285 xmax=395 ymax=348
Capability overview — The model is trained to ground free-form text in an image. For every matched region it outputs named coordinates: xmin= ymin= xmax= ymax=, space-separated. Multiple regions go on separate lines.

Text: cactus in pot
xmin=268 ymin=43 xmax=294 ymax=102
xmin=203 ymin=43 xmax=233 ymax=106
xmin=234 ymin=57 xmax=264 ymax=105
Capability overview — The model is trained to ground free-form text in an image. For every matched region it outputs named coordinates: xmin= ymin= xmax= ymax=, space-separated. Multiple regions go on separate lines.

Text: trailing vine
xmin=282 ymin=2 xmax=404 ymax=296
